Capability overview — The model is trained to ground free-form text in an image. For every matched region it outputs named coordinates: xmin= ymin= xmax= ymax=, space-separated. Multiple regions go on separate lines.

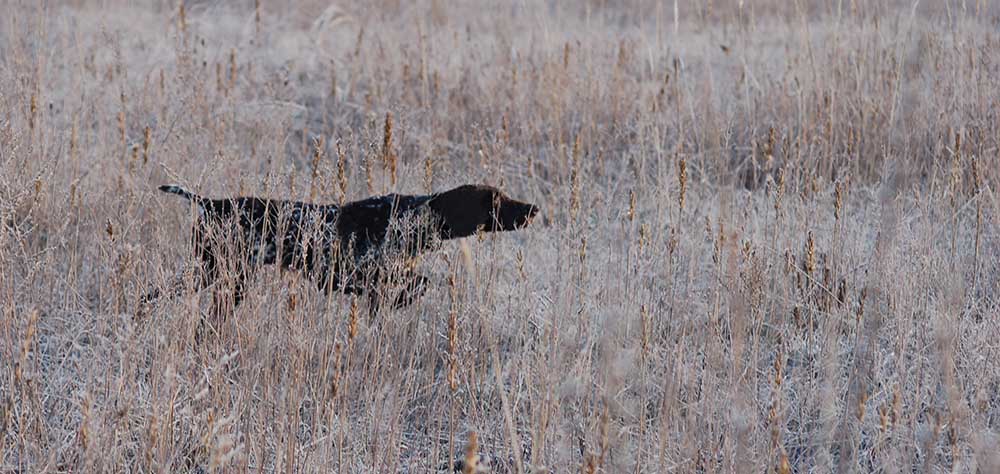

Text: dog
xmin=143 ymin=184 xmax=538 ymax=317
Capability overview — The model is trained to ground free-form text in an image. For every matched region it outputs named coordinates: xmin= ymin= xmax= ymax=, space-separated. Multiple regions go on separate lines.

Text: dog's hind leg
xmin=137 ymin=272 xmax=187 ymax=316
xmin=137 ymin=250 xmax=219 ymax=318
xmin=367 ymin=291 xmax=384 ymax=320
xmin=362 ymin=267 xmax=387 ymax=319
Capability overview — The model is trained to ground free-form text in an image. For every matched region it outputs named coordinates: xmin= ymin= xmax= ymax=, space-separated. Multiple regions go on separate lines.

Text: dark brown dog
xmin=144 ymin=184 xmax=538 ymax=316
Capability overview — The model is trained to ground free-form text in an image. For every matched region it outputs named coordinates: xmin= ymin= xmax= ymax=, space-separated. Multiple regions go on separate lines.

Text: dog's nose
xmin=528 ymin=205 xmax=539 ymax=218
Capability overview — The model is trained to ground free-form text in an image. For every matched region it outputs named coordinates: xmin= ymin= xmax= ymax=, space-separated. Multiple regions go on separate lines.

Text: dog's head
xmin=429 ymin=184 xmax=539 ymax=239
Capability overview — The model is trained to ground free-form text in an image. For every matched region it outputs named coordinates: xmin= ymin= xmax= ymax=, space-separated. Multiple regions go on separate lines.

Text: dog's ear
xmin=428 ymin=185 xmax=492 ymax=239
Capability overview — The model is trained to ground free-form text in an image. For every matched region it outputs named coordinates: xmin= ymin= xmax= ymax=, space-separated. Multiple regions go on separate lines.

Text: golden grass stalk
xmin=28 ymin=93 xmax=37 ymax=132
xmin=447 ymin=273 xmax=459 ymax=392
xmin=329 ymin=342 xmax=343 ymax=400
xmin=142 ymin=126 xmax=151 ymax=164
xmin=229 ymin=49 xmax=237 ymax=90
xmin=348 ymin=297 xmax=359 ymax=343
xmin=677 ymin=157 xmax=687 ymax=213
xmin=803 ymin=231 xmax=815 ymax=277
xmin=130 ymin=144 xmax=139 ymax=170
xmin=15 ymin=309 xmax=39 ymax=385
xmin=117 ymin=96 xmax=127 ymax=151
xmin=461 ymin=432 xmax=481 ymax=474
xmin=777 ymin=450 xmax=791 ymax=474
xmin=834 ymin=180 xmax=843 ymax=221
xmin=336 ymin=141 xmax=348 ymax=203
xmin=254 ymin=0 xmax=260 ymax=35
xmin=424 ymin=155 xmax=434 ymax=193
xmin=178 ymin=1 xmax=186 ymax=34
xmin=627 ymin=189 xmax=635 ymax=223
xmin=569 ymin=134 xmax=582 ymax=220
xmin=310 ymin=136 xmax=325 ymax=202
xmin=70 ymin=117 xmax=78 ymax=163
xmin=382 ymin=112 xmax=397 ymax=187
xmin=773 ymin=167 xmax=785 ymax=213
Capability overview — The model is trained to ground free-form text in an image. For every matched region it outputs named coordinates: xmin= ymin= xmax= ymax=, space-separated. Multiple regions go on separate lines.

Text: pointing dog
xmin=144 ymin=184 xmax=538 ymax=318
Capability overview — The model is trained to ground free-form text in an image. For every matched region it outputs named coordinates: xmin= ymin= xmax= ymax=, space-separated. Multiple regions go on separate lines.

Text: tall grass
xmin=1 ymin=0 xmax=998 ymax=471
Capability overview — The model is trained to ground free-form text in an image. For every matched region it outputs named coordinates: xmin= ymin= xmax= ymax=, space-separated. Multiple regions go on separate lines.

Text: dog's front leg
xmin=391 ymin=273 xmax=429 ymax=309
xmin=367 ymin=270 xmax=429 ymax=318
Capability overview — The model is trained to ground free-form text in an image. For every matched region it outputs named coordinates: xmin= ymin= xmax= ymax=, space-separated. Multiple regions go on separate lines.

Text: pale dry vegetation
xmin=2 ymin=0 xmax=1000 ymax=472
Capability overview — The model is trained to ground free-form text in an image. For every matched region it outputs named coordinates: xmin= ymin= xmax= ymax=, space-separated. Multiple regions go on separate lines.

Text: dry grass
xmin=2 ymin=0 xmax=1000 ymax=472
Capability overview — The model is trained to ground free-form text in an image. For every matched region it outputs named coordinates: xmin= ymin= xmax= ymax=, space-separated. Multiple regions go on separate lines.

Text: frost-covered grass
xmin=2 ymin=1 xmax=999 ymax=472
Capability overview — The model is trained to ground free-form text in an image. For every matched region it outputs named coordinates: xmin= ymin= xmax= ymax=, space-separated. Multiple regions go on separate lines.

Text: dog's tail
xmin=158 ymin=184 xmax=199 ymax=201
xmin=158 ymin=184 xmax=212 ymax=215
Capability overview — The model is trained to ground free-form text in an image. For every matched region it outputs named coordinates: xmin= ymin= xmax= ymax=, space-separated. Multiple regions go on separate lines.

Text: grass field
xmin=2 ymin=0 xmax=999 ymax=472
